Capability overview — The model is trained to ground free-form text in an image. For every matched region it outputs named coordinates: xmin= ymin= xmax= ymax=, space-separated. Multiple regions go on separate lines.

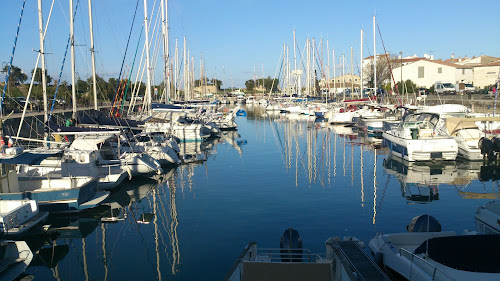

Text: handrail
xmin=399 ymin=248 xmax=455 ymax=281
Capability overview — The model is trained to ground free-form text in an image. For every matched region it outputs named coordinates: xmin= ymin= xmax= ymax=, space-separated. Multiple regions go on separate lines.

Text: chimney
xmin=451 ymin=53 xmax=455 ymax=59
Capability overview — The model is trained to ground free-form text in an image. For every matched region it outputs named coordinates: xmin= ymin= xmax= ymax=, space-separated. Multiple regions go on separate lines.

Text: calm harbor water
xmin=24 ymin=105 xmax=499 ymax=280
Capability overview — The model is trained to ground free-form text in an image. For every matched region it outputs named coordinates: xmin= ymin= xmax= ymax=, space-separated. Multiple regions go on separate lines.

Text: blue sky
xmin=1 ymin=0 xmax=498 ymax=88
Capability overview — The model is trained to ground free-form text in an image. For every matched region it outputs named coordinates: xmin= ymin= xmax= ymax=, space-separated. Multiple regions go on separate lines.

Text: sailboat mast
xmin=37 ymin=0 xmax=48 ymax=126
xmin=165 ymin=0 xmax=170 ymax=103
xmin=143 ymin=0 xmax=152 ymax=114
xmin=88 ymin=0 xmax=98 ymax=110
xmin=373 ymin=15 xmax=377 ymax=96
xmin=351 ymin=47 xmax=354 ymax=95
xmin=161 ymin=0 xmax=168 ymax=103
xmin=70 ymin=0 xmax=77 ymax=117
xmin=183 ymin=37 xmax=187 ymax=101
xmin=360 ymin=29 xmax=364 ymax=97
xmin=342 ymin=53 xmax=345 ymax=101
xmin=333 ymin=49 xmax=336 ymax=97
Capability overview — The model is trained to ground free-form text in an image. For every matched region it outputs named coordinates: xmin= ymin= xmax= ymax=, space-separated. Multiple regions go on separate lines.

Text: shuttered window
xmin=418 ymin=66 xmax=424 ymax=78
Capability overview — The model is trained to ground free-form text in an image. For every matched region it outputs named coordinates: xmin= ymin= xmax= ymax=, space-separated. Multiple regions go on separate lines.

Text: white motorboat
xmin=475 ymin=200 xmax=500 ymax=234
xmin=0 ymin=240 xmax=33 ymax=281
xmin=439 ymin=117 xmax=500 ymax=161
xmin=225 ymin=227 xmax=390 ymax=281
xmin=0 ymin=148 xmax=103 ymax=212
xmin=132 ymin=133 xmax=181 ymax=166
xmin=0 ymin=199 xmax=48 ymax=238
xmin=369 ymin=215 xmax=500 ymax=281
xmin=383 ymin=113 xmax=458 ymax=161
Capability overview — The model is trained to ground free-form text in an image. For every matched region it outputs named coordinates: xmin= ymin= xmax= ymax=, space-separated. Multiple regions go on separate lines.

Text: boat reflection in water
xmin=16 ymin=128 xmax=234 ymax=280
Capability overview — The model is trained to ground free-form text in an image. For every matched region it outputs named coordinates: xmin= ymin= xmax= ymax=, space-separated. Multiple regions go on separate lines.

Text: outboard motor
xmin=407 ymin=215 xmax=441 ymax=232
xmin=479 ymin=137 xmax=495 ymax=161
xmin=492 ymin=137 xmax=500 ymax=161
xmin=280 ymin=227 xmax=303 ymax=262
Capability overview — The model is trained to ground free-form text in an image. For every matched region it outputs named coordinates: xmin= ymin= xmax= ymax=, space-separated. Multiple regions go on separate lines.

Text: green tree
xmin=245 ymin=79 xmax=255 ymax=91
xmin=1 ymin=65 xmax=27 ymax=86
xmin=31 ymin=67 xmax=52 ymax=85
xmin=263 ymin=76 xmax=279 ymax=92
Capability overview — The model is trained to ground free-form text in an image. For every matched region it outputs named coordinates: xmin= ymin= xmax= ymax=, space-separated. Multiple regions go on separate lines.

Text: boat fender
xmin=126 ymin=167 xmax=133 ymax=180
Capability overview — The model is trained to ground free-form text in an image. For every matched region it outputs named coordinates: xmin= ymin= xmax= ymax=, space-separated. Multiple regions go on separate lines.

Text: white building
xmin=473 ymin=60 xmax=500 ymax=89
xmin=391 ymin=59 xmax=473 ymax=89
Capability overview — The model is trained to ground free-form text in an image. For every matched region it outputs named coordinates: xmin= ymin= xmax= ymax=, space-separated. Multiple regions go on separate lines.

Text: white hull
xmin=383 ymin=132 xmax=458 ymax=161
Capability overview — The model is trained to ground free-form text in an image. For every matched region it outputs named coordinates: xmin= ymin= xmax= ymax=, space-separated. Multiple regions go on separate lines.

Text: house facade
xmin=391 ymin=59 xmax=474 ymax=89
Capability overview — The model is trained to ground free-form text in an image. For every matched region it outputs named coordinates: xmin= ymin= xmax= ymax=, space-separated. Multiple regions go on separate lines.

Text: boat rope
xmin=0 ymin=0 xmax=27 ymax=117
xmin=110 ymin=0 xmax=140 ymax=116
xmin=48 ymin=0 xmax=81 ymax=124
xmin=120 ymin=29 xmax=144 ymax=115
xmin=376 ymin=22 xmax=402 ymax=106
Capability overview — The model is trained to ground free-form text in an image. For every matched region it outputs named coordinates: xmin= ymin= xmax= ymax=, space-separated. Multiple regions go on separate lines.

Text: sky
xmin=0 ymin=0 xmax=499 ymax=89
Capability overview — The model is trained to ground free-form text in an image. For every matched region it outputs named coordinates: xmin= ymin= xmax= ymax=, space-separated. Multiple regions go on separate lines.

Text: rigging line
xmin=16 ymin=0 xmax=56 ymax=139
xmin=111 ymin=0 xmax=140 ymax=115
xmin=48 ymin=0 xmax=81 ymax=125
xmin=376 ymin=22 xmax=402 ymax=105
xmin=120 ymin=28 xmax=144 ymax=114
xmin=1 ymin=0 xmax=27 ymax=115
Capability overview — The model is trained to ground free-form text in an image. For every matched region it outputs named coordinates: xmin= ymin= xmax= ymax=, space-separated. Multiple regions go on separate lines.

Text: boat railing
xmin=254 ymin=248 xmax=324 ymax=263
xmin=399 ymin=248 xmax=455 ymax=281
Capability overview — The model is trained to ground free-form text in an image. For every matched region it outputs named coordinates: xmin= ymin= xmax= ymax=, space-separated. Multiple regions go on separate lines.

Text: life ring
xmin=223 ymin=108 xmax=229 ymax=113
xmin=316 ymin=106 xmax=320 ymax=111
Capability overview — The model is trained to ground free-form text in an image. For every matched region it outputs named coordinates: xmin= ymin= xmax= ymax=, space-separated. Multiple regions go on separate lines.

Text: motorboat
xmin=439 ymin=116 xmax=500 ymax=161
xmin=383 ymin=112 xmax=458 ymax=161
xmin=0 ymin=148 xmax=105 ymax=212
xmin=0 ymin=199 xmax=48 ymax=238
xmin=475 ymin=200 xmax=500 ymax=234
xmin=131 ymin=133 xmax=181 ymax=166
xmin=69 ymin=133 xmax=162 ymax=177
xmin=0 ymin=240 xmax=33 ymax=281
xmin=225 ymin=227 xmax=390 ymax=281
xmin=369 ymin=215 xmax=500 ymax=281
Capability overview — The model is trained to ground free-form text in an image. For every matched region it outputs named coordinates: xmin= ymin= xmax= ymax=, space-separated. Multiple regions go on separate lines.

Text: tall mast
xmin=342 ymin=53 xmax=345 ymax=101
xmin=293 ymin=29 xmax=298 ymax=95
xmin=183 ymin=37 xmax=187 ymax=101
xmin=38 ymin=0 xmax=48 ymax=127
xmin=174 ymin=38 xmax=178 ymax=100
xmin=143 ymin=0 xmax=152 ymax=114
xmin=373 ymin=15 xmax=377 ymax=95
xmin=333 ymin=49 xmax=336 ymax=97
xmin=350 ymin=46 xmax=353 ymax=95
xmin=88 ymin=0 xmax=98 ymax=110
xmin=165 ymin=0 xmax=170 ymax=103
xmin=70 ymin=0 xmax=77 ymax=117
xmin=161 ymin=0 xmax=168 ymax=103
xmin=360 ymin=29 xmax=364 ymax=98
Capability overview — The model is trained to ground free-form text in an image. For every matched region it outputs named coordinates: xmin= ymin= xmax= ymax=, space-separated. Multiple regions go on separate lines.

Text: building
xmin=391 ymin=59 xmax=474 ymax=89
xmin=320 ymin=74 xmax=361 ymax=94
xmin=193 ymin=84 xmax=219 ymax=97
xmin=472 ymin=60 xmax=500 ymax=89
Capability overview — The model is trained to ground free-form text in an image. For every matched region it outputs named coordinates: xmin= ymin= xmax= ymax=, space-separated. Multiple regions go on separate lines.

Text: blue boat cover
xmin=0 ymin=151 xmax=62 ymax=165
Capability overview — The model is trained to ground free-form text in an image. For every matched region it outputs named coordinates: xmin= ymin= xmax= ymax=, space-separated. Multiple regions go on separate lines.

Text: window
xmin=438 ymin=67 xmax=442 ymax=74
xmin=355 ymin=79 xmax=358 ymax=81
xmin=418 ymin=66 xmax=424 ymax=78
xmin=462 ymin=69 xmax=465 ymax=74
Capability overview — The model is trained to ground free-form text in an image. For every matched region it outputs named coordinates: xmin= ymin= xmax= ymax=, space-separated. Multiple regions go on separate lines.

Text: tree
xmin=363 ymin=53 xmax=399 ymax=90
xmin=245 ymin=79 xmax=255 ymax=91
xmin=31 ymin=67 xmax=52 ymax=85
xmin=1 ymin=65 xmax=27 ymax=86
xmin=263 ymin=76 xmax=279 ymax=92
